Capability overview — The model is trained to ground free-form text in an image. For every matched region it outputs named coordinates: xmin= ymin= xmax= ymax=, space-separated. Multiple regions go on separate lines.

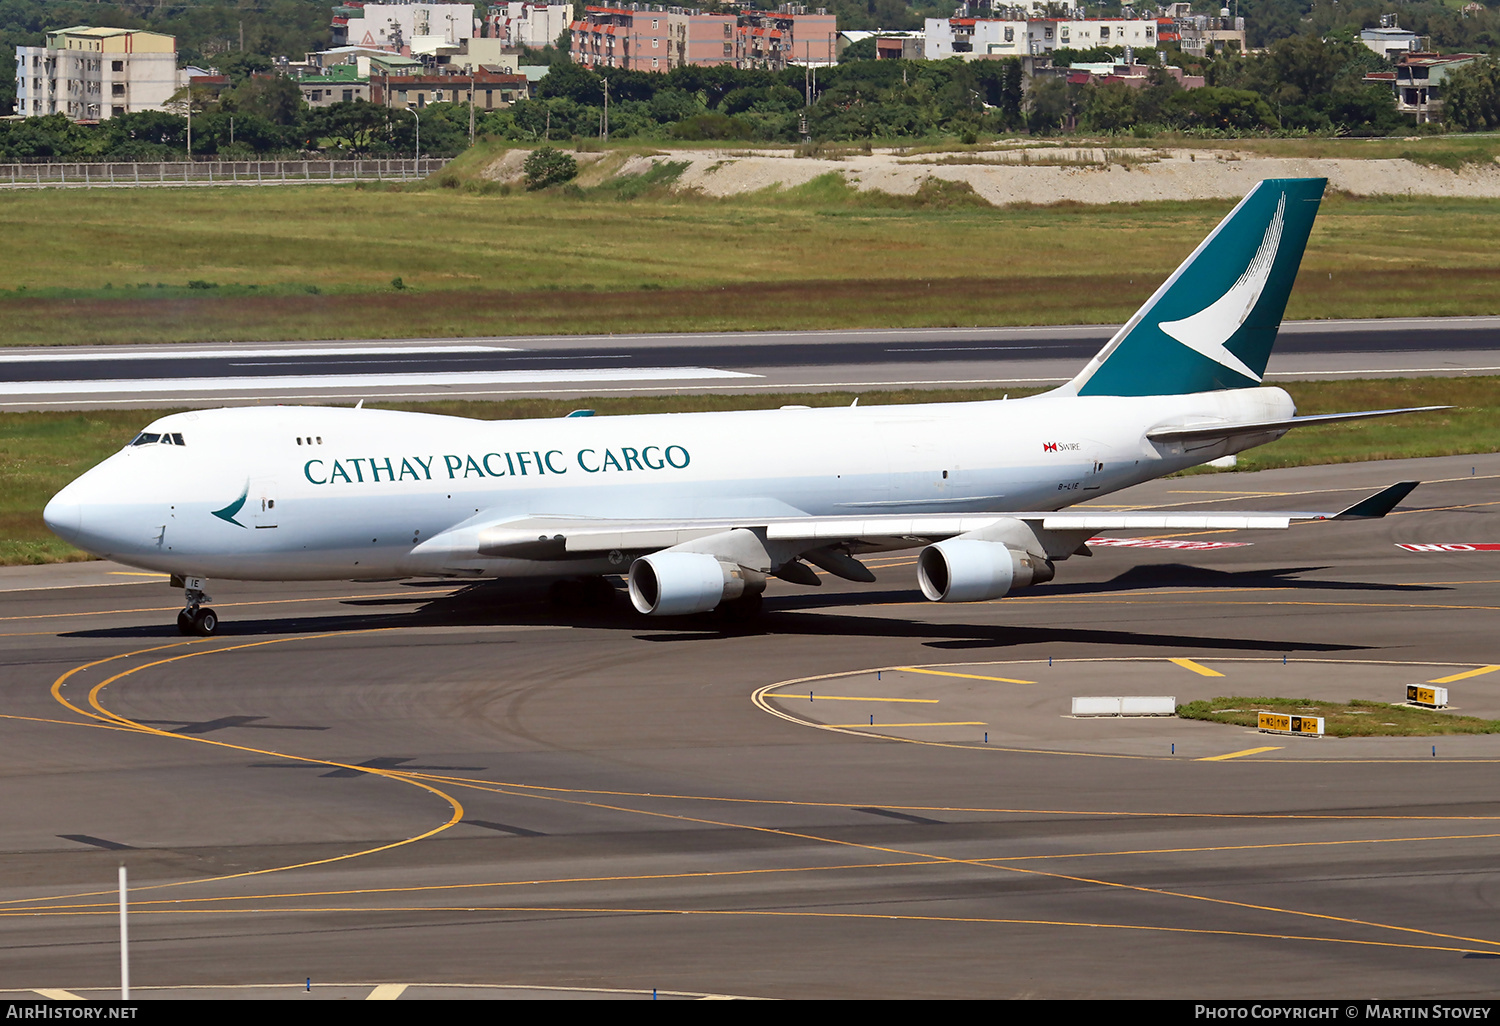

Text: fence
xmin=0 ymin=158 xmax=451 ymax=188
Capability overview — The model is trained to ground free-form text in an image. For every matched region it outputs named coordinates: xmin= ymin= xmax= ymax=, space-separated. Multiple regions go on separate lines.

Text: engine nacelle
xmin=628 ymin=552 xmax=762 ymax=616
xmin=917 ymin=540 xmax=1054 ymax=603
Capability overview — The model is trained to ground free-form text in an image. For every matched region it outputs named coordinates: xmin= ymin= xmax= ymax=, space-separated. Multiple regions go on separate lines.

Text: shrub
xmin=523 ymin=146 xmax=579 ymax=190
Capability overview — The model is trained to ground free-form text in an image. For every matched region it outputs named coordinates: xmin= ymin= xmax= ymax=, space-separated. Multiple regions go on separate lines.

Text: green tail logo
xmin=211 ymin=485 xmax=248 ymax=528
xmin=1064 ymin=178 xmax=1326 ymax=398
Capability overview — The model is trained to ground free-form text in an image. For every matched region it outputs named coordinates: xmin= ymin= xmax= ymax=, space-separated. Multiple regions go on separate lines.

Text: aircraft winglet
xmin=1327 ymin=481 xmax=1420 ymax=520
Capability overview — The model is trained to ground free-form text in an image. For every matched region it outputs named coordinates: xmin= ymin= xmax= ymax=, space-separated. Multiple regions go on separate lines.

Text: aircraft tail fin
xmin=1056 ymin=178 xmax=1326 ymax=398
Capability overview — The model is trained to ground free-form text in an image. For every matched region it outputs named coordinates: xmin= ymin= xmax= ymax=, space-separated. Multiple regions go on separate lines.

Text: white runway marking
xmin=0 ymin=366 xmax=760 ymax=396
xmin=0 ymin=345 xmax=520 ymax=362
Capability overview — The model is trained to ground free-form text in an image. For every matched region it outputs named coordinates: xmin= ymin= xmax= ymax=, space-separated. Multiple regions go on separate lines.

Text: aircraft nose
xmin=43 ymin=491 xmax=83 ymax=544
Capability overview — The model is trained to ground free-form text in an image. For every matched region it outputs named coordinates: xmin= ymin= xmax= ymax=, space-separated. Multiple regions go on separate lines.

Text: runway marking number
xmin=1397 ymin=543 xmax=1500 ymax=552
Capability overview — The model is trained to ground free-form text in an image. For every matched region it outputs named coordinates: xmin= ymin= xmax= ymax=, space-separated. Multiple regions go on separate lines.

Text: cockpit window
xmin=128 ymin=432 xmax=185 ymax=447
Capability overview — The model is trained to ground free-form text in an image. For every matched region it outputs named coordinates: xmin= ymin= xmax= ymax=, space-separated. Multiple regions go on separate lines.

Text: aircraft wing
xmin=423 ymin=481 xmax=1419 ymax=561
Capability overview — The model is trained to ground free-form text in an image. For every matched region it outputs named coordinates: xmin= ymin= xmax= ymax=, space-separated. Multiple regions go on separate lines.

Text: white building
xmin=925 ymin=16 xmax=1161 ymax=60
xmin=1175 ymin=15 xmax=1246 ymax=57
xmin=15 ymin=26 xmax=178 ymax=121
xmin=339 ymin=3 xmax=479 ymax=51
xmin=1360 ymin=26 xmax=1424 ymax=61
xmin=481 ymin=4 xmax=574 ymax=50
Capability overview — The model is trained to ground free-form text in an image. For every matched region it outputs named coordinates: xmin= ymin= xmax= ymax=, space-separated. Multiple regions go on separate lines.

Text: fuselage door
xmin=251 ymin=478 xmax=278 ymax=529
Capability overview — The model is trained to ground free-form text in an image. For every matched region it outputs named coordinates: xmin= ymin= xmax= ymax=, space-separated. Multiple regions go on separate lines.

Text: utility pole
xmin=602 ymin=76 xmax=609 ymax=142
xmin=468 ymin=67 xmax=475 ymax=145
xmin=409 ymin=106 xmax=419 ymax=160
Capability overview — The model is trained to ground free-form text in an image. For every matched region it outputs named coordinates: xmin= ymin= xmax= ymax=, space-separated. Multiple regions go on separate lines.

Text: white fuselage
xmin=44 ymin=387 xmax=1295 ymax=581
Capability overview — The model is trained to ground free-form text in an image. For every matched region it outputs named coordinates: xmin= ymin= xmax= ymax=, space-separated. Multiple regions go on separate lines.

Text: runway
xmin=3 ymin=316 xmax=1498 ymax=409
xmin=3 ymin=454 xmax=1499 ymax=999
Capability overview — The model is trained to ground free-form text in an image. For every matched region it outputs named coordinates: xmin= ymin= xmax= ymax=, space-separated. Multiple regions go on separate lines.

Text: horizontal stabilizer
xmin=1147 ymin=406 xmax=1450 ymax=445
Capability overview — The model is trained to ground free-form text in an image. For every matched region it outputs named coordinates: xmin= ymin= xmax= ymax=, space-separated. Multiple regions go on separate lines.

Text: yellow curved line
xmin=15 ymin=830 xmax=1500 ymax=917
xmin=2 ymin=904 xmax=1490 ymax=957
xmin=339 ymin=770 xmax=1500 ymax=953
xmin=50 ymin=640 xmax=203 ymax=725
xmin=26 ymin=633 xmax=1500 ymax=957
xmin=750 ymin=660 xmax=1500 ymax=764
xmin=15 ymin=632 xmax=465 ymax=908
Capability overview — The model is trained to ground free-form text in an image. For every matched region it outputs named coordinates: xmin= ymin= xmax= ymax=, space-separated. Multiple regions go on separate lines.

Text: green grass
xmin=0 ymin=187 xmax=1497 ymax=345
xmin=1177 ymin=696 xmax=1500 ymax=737
xmin=0 ymin=410 xmax=158 ymax=565
xmin=3 ymin=377 xmax=1495 ymax=566
xmin=1216 ymin=378 xmax=1500 ymax=472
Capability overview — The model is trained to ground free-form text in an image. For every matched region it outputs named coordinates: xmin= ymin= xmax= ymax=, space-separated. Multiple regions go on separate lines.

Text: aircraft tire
xmin=177 ymin=610 xmax=194 ymax=635
xmin=192 ymin=607 xmax=219 ymax=637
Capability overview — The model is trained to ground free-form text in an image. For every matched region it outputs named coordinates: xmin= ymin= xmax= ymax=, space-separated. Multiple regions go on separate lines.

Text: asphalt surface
xmin=3 ymin=316 xmax=1499 ymax=409
xmin=3 ymin=454 xmax=1500 ymax=999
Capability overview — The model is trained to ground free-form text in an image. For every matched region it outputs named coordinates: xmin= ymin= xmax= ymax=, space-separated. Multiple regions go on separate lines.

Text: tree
xmin=839 ymin=37 xmax=877 ymax=63
xmin=522 ymin=146 xmax=578 ymax=190
xmin=1166 ymin=87 xmax=1279 ymax=132
xmin=226 ymin=74 xmax=304 ymax=125
xmin=1084 ymin=81 xmax=1138 ymax=133
xmin=1443 ymin=59 xmax=1500 ymax=131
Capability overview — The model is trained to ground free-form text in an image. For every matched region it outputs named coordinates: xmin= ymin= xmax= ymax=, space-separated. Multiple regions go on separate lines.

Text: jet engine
xmin=916 ymin=539 xmax=1054 ymax=603
xmin=628 ymin=551 xmax=765 ymax=616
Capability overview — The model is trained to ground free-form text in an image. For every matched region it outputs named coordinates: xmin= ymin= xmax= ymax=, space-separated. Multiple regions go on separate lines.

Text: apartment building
xmin=370 ymin=69 xmax=530 ymax=109
xmin=15 ymin=26 xmax=178 ymax=121
xmin=1173 ymin=14 xmax=1246 ymax=57
xmin=570 ymin=5 xmax=837 ymax=73
xmin=925 ymin=16 xmax=1164 ymax=59
xmin=571 ymin=6 xmax=736 ymax=72
xmin=737 ymin=10 xmax=838 ymax=70
xmin=298 ymin=63 xmax=374 ymax=107
xmin=481 ymin=3 xmax=575 ymax=48
xmin=333 ymin=2 xmax=477 ymax=50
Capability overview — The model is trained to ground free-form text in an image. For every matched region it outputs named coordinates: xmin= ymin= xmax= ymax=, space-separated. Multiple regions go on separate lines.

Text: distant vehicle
xmin=46 ymin=177 xmax=1436 ymax=636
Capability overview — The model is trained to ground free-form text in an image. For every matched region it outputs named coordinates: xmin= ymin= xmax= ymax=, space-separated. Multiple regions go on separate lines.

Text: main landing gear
xmin=171 ymin=575 xmax=220 ymax=637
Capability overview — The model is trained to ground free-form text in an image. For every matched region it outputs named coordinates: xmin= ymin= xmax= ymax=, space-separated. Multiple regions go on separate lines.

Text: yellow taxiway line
xmin=1170 ymin=658 xmax=1225 ymax=677
xmin=1197 ymin=747 xmax=1284 ymax=762
xmin=897 ymin=667 xmax=1036 ymax=685
xmin=1429 ymin=666 xmax=1500 ymax=684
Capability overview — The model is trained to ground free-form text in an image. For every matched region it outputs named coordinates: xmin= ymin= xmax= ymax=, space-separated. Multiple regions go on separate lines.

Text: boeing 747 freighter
xmin=44 ymin=178 xmax=1438 ymax=635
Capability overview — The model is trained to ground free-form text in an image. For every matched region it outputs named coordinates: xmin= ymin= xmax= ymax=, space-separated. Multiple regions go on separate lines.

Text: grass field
xmin=2 ymin=377 xmax=1492 ymax=565
xmin=0 ymin=184 xmax=1497 ymax=345
xmin=1177 ymin=696 xmax=1500 ymax=737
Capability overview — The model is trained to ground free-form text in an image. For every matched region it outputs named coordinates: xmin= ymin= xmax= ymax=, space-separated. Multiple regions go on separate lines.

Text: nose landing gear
xmin=171 ymin=575 xmax=219 ymax=636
